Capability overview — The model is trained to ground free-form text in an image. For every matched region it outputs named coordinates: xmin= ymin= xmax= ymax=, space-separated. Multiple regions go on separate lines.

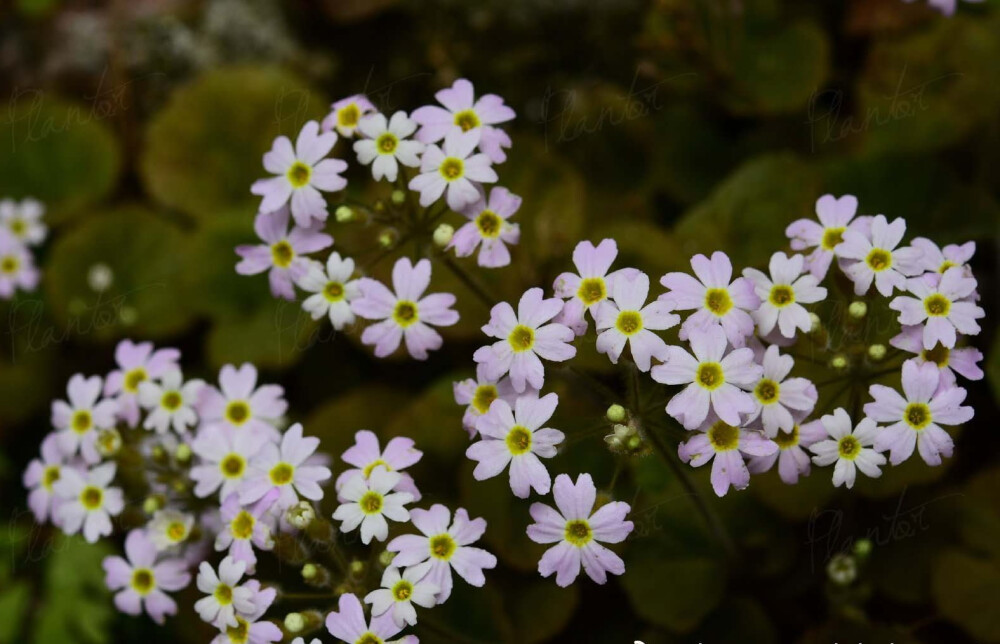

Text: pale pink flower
xmin=0 ymin=232 xmax=39 ymax=298
xmin=326 ymin=593 xmax=407 ymax=644
xmin=678 ymin=415 xmax=777 ymax=496
xmin=208 ymin=578 xmax=281 ymax=644
xmin=453 ymin=364 xmax=522 ymax=437
xmin=910 ymin=237 xmax=976 ymax=276
xmin=785 ymin=194 xmax=869 ymax=280
xmin=296 ymin=252 xmax=361 ymax=330
xmin=240 ymin=423 xmax=332 ymax=510
xmin=408 ymin=129 xmax=497 ymax=211
xmin=594 ymin=271 xmax=679 ymax=371
xmin=411 ymin=78 xmax=516 ymax=163
xmin=354 ymin=111 xmax=425 ymax=182
xmin=835 ymin=214 xmax=924 ymax=297
xmin=449 ymin=186 xmax=521 ymax=267
xmin=333 ymin=467 xmax=413 ymax=545
xmin=103 ymin=530 xmax=190 ymax=624
xmin=553 ymin=239 xmax=633 ymax=336
xmin=365 ymin=562 xmax=439 ymax=628
xmin=890 ymin=325 xmax=983 ymax=389
xmin=743 ymin=252 xmax=827 ymax=339
xmin=809 ymin=408 xmax=886 ymax=489
xmin=23 ymin=433 xmax=72 ymax=523
xmin=52 ymin=374 xmax=119 ymax=464
xmin=198 ymin=363 xmax=287 ymax=441
xmin=747 ymin=417 xmax=826 ymax=484
xmin=52 ymin=462 xmax=124 ymax=543
xmin=104 ymin=339 xmax=181 ymax=427
xmin=190 ymin=425 xmax=268 ymax=501
xmin=0 ymin=197 xmax=47 ymax=246
xmin=194 ymin=556 xmax=258 ymax=629
xmin=236 ymin=206 xmax=333 ymax=301
xmin=215 ymin=491 xmax=278 ymax=573
xmin=322 ymin=94 xmax=376 ymax=137
xmin=335 ymin=430 xmax=423 ymax=503
xmin=889 ymin=268 xmax=983 ymax=350
xmin=746 ymin=345 xmax=818 ymax=437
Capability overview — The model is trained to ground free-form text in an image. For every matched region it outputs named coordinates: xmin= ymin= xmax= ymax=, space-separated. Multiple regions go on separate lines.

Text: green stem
xmin=440 ymin=255 xmax=494 ymax=309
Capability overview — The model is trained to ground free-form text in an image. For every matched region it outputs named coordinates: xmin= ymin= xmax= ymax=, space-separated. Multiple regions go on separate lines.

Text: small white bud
xmin=433 ymin=223 xmax=454 ymax=248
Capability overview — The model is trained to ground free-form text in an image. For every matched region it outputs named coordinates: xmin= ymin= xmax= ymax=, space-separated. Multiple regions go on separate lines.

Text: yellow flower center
xmin=324 ymin=281 xmax=345 ymax=302
xmin=287 ymin=161 xmax=312 ymax=188
xmin=392 ymin=300 xmax=419 ymax=328
xmin=338 ymin=104 xmax=361 ymax=127
xmin=376 ymin=132 xmax=398 ymax=154
xmin=924 ymin=294 xmax=950 ymax=317
xmin=123 ymin=368 xmax=147 ymax=393
xmin=921 ymin=344 xmax=950 ymax=368
xmin=707 ymin=420 xmax=740 ymax=452
xmin=429 ymin=534 xmax=457 ymax=560
xmin=9 ymin=218 xmax=26 ymax=237
xmin=72 ymin=410 xmax=93 ymax=434
xmin=505 ymin=425 xmax=532 ymax=455
xmin=821 ymin=227 xmax=846 ymax=251
xmin=0 ymin=256 xmax=18 ymax=274
xmin=225 ymin=401 xmax=251 ymax=425
xmin=161 ymin=391 xmax=183 ymax=411
xmin=508 ymin=324 xmax=536 ymax=352
xmin=837 ymin=435 xmax=860 ymax=459
xmin=80 ymin=485 xmax=103 ymax=510
xmin=130 ymin=568 xmax=155 ymax=595
xmin=696 ymin=362 xmax=724 ymax=390
xmin=564 ymin=519 xmax=592 ymax=547
xmin=577 ymin=277 xmax=606 ymax=306
xmin=754 ymin=378 xmax=780 ymax=405
xmin=475 ymin=210 xmax=502 ymax=238
xmin=220 ymin=454 xmax=246 ymax=478
xmin=938 ymin=260 xmax=956 ymax=274
xmin=472 ymin=384 xmax=498 ymax=415
xmin=704 ymin=288 xmax=733 ymax=316
xmin=166 ymin=521 xmax=188 ymax=542
xmin=392 ymin=580 xmax=413 ymax=601
xmin=774 ymin=425 xmax=800 ymax=449
xmin=615 ymin=311 xmax=642 ymax=336
xmin=453 ymin=109 xmax=481 ymax=132
xmin=360 ymin=491 xmax=383 ymax=515
xmin=42 ymin=465 xmax=61 ymax=491
xmin=225 ymin=617 xmax=249 ymax=644
xmin=866 ymin=248 xmax=892 ymax=272
xmin=269 ymin=462 xmax=294 ymax=485
xmin=231 ymin=511 xmax=255 ymax=540
xmin=215 ymin=583 xmax=234 ymax=605
xmin=355 ymin=634 xmax=383 ymax=644
xmin=904 ymin=402 xmax=931 ymax=430
xmin=362 ymin=459 xmax=391 ymax=478
xmin=439 ymin=157 xmax=464 ymax=181
xmin=270 ymin=240 xmax=295 ymax=268
xmin=768 ymin=285 xmax=795 ymax=308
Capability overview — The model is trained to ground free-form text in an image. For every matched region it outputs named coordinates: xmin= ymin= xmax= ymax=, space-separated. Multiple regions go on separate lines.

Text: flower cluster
xmin=24 ymin=339 xmax=502 ymax=641
xmin=0 ymin=197 xmax=46 ymax=299
xmin=238 ymin=79 xmax=523 ymax=361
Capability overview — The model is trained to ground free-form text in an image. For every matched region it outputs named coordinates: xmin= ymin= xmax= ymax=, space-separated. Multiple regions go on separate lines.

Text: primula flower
xmin=333 ymin=467 xmax=413 ymax=544
xmin=473 ymin=287 xmax=576 ymax=393
xmin=147 ymin=509 xmax=194 ymax=551
xmin=747 ymin=417 xmax=826 ymax=484
xmin=449 ymin=186 xmax=521 ymax=267
xmin=365 ymin=562 xmax=439 ymax=628
xmin=0 ymin=232 xmax=39 ymax=298
xmin=785 ymin=194 xmax=869 ymax=280
xmin=526 ymin=473 xmax=633 ymax=587
xmin=296 ymin=252 xmax=361 ymax=330
xmin=138 ymin=369 xmax=204 ymax=435
xmin=889 ymin=268 xmax=983 ymax=350
xmin=352 ymin=258 xmax=459 ymax=360
xmin=0 ymin=197 xmax=47 ymax=246
xmin=890 ymin=325 xmax=983 ymax=388
xmin=236 ymin=206 xmax=333 ymax=301
xmin=215 ymin=491 xmax=278 ymax=573
xmin=198 ymin=363 xmax=287 ymax=441
xmin=209 ymin=581 xmax=281 ymax=644
xmin=808 ymin=408 xmax=886 ymax=489
xmin=678 ymin=416 xmax=778 ymax=496
xmin=195 ymin=556 xmax=257 ymax=629
xmin=354 ymin=111 xmax=424 ymax=182
xmin=322 ymin=94 xmax=376 ymax=137
xmin=408 ymin=129 xmax=497 ymax=211
xmin=651 ymin=325 xmax=761 ymax=430
xmin=52 ymin=462 xmax=124 ymax=543
xmin=745 ymin=345 xmax=818 ymax=436
xmin=326 ymin=593 xmax=409 ymax=644
xmin=104 ymin=339 xmax=181 ymax=428
xmin=387 ymin=504 xmax=497 ymax=602
xmin=911 ymin=237 xmax=975 ymax=276
xmin=191 ymin=426 xmax=267 ymax=501
xmin=594 ymin=271 xmax=679 ymax=372
xmin=835 ymin=214 xmax=923 ymax=297
xmin=251 ymin=120 xmax=346 ymax=227
xmin=659 ymin=251 xmax=760 ymax=348
xmin=453 ymin=364 xmax=522 ymax=437
xmin=52 ymin=374 xmax=118 ymax=464
xmin=240 ymin=423 xmax=332 ymax=510
xmin=336 ymin=430 xmax=423 ymax=503
xmin=411 ymin=78 xmax=516 ymax=163
xmin=23 ymin=433 xmax=71 ymax=523
xmin=553 ymin=239 xmax=632 ymax=335
xmin=103 ymin=530 xmax=190 ymax=625
xmin=743 ymin=252 xmax=827 ymax=338
xmin=865 ymin=360 xmax=973 ymax=466
xmin=466 ymin=393 xmax=565 ymax=498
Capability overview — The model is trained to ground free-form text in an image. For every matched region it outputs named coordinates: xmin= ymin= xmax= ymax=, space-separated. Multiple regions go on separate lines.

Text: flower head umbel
xmin=474 ymin=287 xmax=576 ymax=393
xmin=659 ymin=251 xmax=761 ymax=348
xmin=0 ymin=197 xmax=47 ymax=246
xmin=743 ymin=252 xmax=827 ymax=339
xmin=678 ymin=416 xmax=778 ymax=496
xmin=215 ymin=491 xmax=277 ymax=573
xmin=0 ymin=232 xmax=39 ymax=299
xmin=746 ymin=345 xmax=818 ymax=436
xmin=352 ymin=257 xmax=459 ymax=360
xmin=835 ymin=214 xmax=924 ymax=297
xmin=453 ymin=364 xmax=522 ymax=437
xmin=354 ymin=111 xmax=424 ymax=182
xmin=236 ymin=206 xmax=333 ymax=301
xmin=323 ymin=94 xmax=376 ymax=137
xmin=411 ymin=78 xmax=516 ymax=163
xmin=191 ymin=427 xmax=266 ymax=502
xmin=138 ymin=369 xmax=204 ymax=435
xmin=333 ymin=467 xmax=413 ymax=544
xmin=52 ymin=462 xmax=124 ymax=543
xmin=251 ymin=120 xmax=346 ymax=227
xmin=240 ymin=423 xmax=332 ymax=510
xmin=296 ymin=252 xmax=361 ymax=330
xmin=865 ymin=360 xmax=973 ymax=466
xmin=651 ymin=325 xmax=761 ymax=429
xmin=387 ymin=505 xmax=497 ymax=602
xmin=553 ymin=239 xmax=632 ymax=335
xmin=326 ymin=593 xmax=408 ymax=644
xmin=466 ymin=393 xmax=565 ymax=498
xmin=594 ymin=271 xmax=679 ymax=371
xmin=527 ymin=473 xmax=633 ymax=587
xmin=808 ymin=408 xmax=886 ymax=489
xmin=747 ymin=417 xmax=826 ymax=484
xmin=105 ymin=340 xmax=181 ymax=428
xmin=785 ymin=194 xmax=869 ymax=280
xmin=23 ymin=433 xmax=70 ymax=523
xmin=449 ymin=186 xmax=521 ymax=267
xmin=890 ymin=325 xmax=983 ymax=388
xmin=198 ymin=363 xmax=287 ymax=441
xmin=889 ymin=268 xmax=983 ymax=350
xmin=103 ymin=530 xmax=190 ymax=624
xmin=408 ymin=129 xmax=497 ymax=211
xmin=365 ymin=562 xmax=439 ymax=628
xmin=195 ymin=556 xmax=257 ymax=629
xmin=336 ymin=430 xmax=423 ymax=503
xmin=52 ymin=374 xmax=118 ymax=464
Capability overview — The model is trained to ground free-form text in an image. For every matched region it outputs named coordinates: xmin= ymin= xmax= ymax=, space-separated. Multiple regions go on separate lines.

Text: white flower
xmin=408 ymin=129 xmax=497 ymax=211
xmin=322 ymin=94 xmax=375 ymax=137
xmin=52 ymin=463 xmax=124 ymax=543
xmin=137 ymin=369 xmax=204 ymax=435
xmin=746 ymin=345 xmax=818 ymax=437
xmin=888 ymin=268 xmax=983 ymax=350
xmin=194 ymin=556 xmax=257 ymax=629
xmin=0 ymin=197 xmax=47 ymax=246
xmin=190 ymin=426 xmax=267 ymax=501
xmin=593 ymin=271 xmax=679 ymax=372
xmin=147 ymin=509 xmax=195 ymax=551
xmin=296 ymin=253 xmax=361 ymax=330
xmin=52 ymin=374 xmax=119 ymax=464
xmin=835 ymin=214 xmax=924 ymax=297
xmin=808 ymin=408 xmax=886 ymax=489
xmin=364 ymin=562 xmax=440 ymax=628
xmin=743 ymin=252 xmax=827 ymax=339
xmin=354 ymin=111 xmax=425 ymax=182
xmin=333 ymin=467 xmax=413 ymax=544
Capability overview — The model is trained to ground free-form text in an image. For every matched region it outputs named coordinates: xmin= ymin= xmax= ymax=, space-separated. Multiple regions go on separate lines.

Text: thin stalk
xmin=439 ymin=255 xmax=494 ymax=309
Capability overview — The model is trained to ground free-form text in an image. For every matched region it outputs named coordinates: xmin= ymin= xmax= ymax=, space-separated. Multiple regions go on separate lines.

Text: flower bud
xmin=284 ymin=613 xmax=305 ymax=633
xmin=96 ymin=429 xmax=122 ymax=457
xmin=433 ymin=223 xmax=454 ymax=248
xmin=286 ymin=501 xmax=316 ymax=530
xmin=349 ymin=560 xmax=366 ymax=578
xmin=867 ymin=344 xmax=886 ymax=362
xmin=301 ymin=562 xmax=331 ymax=588
xmin=627 ymin=435 xmax=642 ymax=450
xmin=391 ymin=190 xmax=406 ymax=205
xmin=606 ymin=404 xmax=627 ymax=423
xmin=377 ymin=549 xmax=395 ymax=567
xmin=175 ymin=443 xmax=192 ymax=463
xmin=335 ymin=205 xmax=355 ymax=222
xmin=827 ymin=553 xmax=857 ymax=586
xmin=377 ymin=229 xmax=398 ymax=249
xmin=87 ymin=263 xmax=114 ymax=293
xmin=301 ymin=563 xmax=318 ymax=580
xmin=848 ymin=301 xmax=867 ymax=319
xmin=853 ymin=538 xmax=873 ymax=559
xmin=808 ymin=312 xmax=822 ymax=333
xmin=829 ymin=353 xmax=849 ymax=372
xmin=150 ymin=444 xmax=168 ymax=464
xmin=143 ymin=495 xmax=165 ymax=516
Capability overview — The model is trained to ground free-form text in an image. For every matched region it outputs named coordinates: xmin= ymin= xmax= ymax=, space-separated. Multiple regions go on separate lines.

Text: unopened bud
xmin=301 ymin=562 xmax=331 ymax=587
xmin=391 ymin=190 xmax=406 ymax=205
xmin=96 ymin=429 xmax=122 ymax=457
xmin=175 ymin=443 xmax=192 ymax=463
xmin=827 ymin=553 xmax=857 ymax=586
xmin=848 ymin=301 xmax=867 ymax=319
xmin=143 ymin=495 xmax=165 ymax=515
xmin=286 ymin=501 xmax=316 ymax=530
xmin=301 ymin=563 xmax=318 ymax=580
xmin=808 ymin=312 xmax=822 ymax=333
xmin=349 ymin=560 xmax=366 ymax=578
xmin=853 ymin=538 xmax=873 ymax=559
xmin=151 ymin=444 xmax=168 ymax=464
xmin=606 ymin=404 xmax=627 ymax=423
xmin=284 ymin=612 xmax=305 ymax=633
xmin=335 ymin=205 xmax=355 ymax=222
xmin=867 ymin=344 xmax=886 ymax=362
xmin=627 ymin=435 xmax=642 ymax=450
xmin=830 ymin=354 xmax=849 ymax=372
xmin=433 ymin=223 xmax=454 ymax=248
xmin=377 ymin=229 xmax=398 ymax=249
xmin=378 ymin=550 xmax=395 ymax=567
